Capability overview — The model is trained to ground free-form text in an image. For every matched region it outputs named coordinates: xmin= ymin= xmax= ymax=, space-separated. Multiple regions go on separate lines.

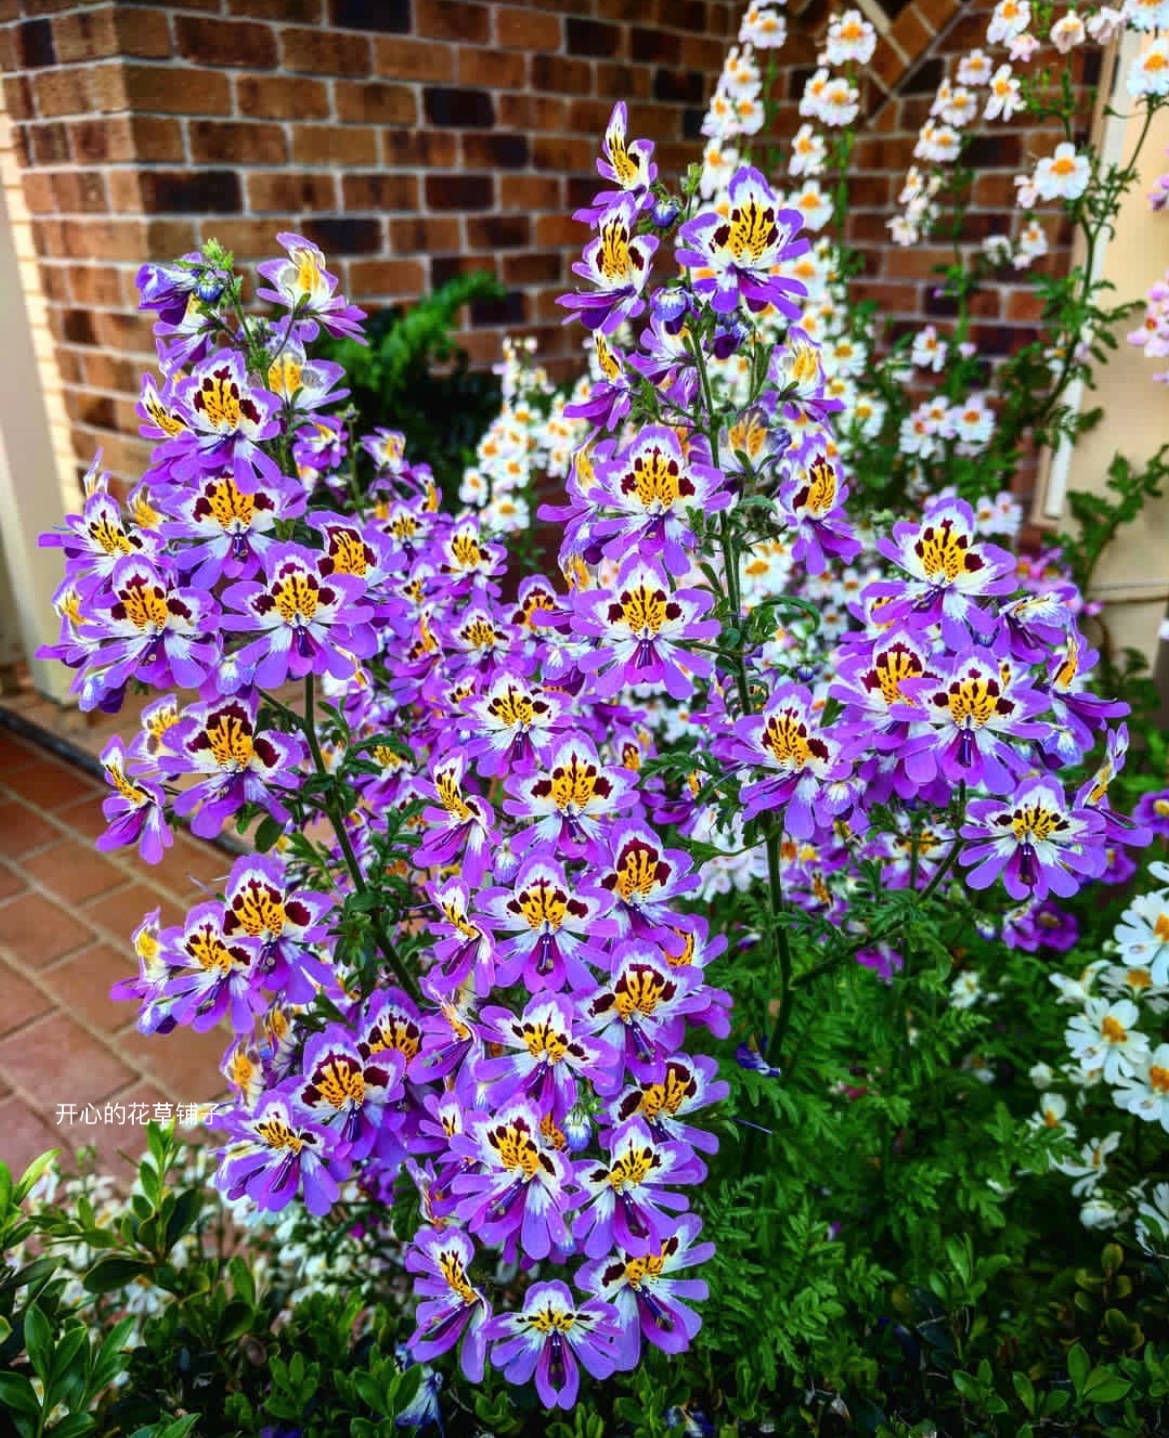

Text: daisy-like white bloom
xmin=789 ymin=123 xmax=827 ymax=178
xmin=1009 ymin=31 xmax=1041 ymax=61
xmin=938 ymin=85 xmax=979 ymax=128
xmin=1033 ymin=143 xmax=1091 ymax=203
xmin=1015 ymin=218 xmax=1049 ymax=266
xmin=1050 ymin=961 xmax=1108 ymax=1006
xmin=1113 ymin=888 xmax=1169 ymax=984
xmin=818 ymin=74 xmax=861 ymax=126
xmin=699 ymin=139 xmax=740 ymax=200
xmin=987 ymin=0 xmax=1031 ymax=42
xmin=958 ymin=50 xmax=994 ymax=86
xmin=950 ymin=971 xmax=984 ymax=1010
xmin=984 ymin=65 xmax=1023 ymax=121
xmin=1113 ymin=1045 xmax=1169 ymax=1130
xmin=1087 ymin=5 xmax=1124 ymax=38
xmin=1050 ymin=10 xmax=1085 ymax=52
xmin=1030 ymin=1091 xmax=1076 ymax=1137
xmin=1136 ymin=1182 xmax=1169 ymax=1251
xmin=789 ymin=179 xmax=833 ymax=232
xmin=1066 ymin=999 xmax=1150 ymax=1083
xmin=740 ymin=1 xmax=787 ymax=47
xmin=915 ymin=121 xmax=961 ymax=164
xmin=1123 ymin=0 xmax=1169 ymax=29
xmin=911 ymin=325 xmax=948 ymax=372
xmin=1054 ymin=1131 xmax=1120 ymax=1196
xmin=1128 ymin=39 xmax=1169 ymax=99
xmin=824 ymin=9 xmax=876 ymax=65
xmin=947 ymin=392 xmax=996 ymax=448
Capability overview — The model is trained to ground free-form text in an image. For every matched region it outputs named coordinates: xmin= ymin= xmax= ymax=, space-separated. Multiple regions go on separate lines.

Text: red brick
xmin=424 ymin=172 xmax=494 ymax=211
xmin=34 ymin=68 xmax=93 ymax=117
xmin=415 ymin=0 xmax=490 ymax=42
xmin=49 ymin=170 xmax=109 ymax=213
xmin=466 ymin=214 xmax=530 ymax=250
xmin=0 ymin=965 xmax=52 ymax=1039
xmin=594 ymin=60 xmax=651 ymax=100
xmin=535 ymin=213 xmax=581 ymax=247
xmin=503 ymin=252 xmax=563 ymax=286
xmin=494 ymin=5 xmax=561 ymax=49
xmin=381 ymin=128 xmax=457 ymax=167
xmin=388 ymin=215 xmax=460 ymax=253
xmin=531 ymin=135 xmax=598 ymax=173
xmin=0 ymin=1097 xmax=59 ymax=1180
xmin=372 ymin=34 xmax=455 ymax=82
xmin=246 ymin=171 xmax=338 ymax=213
xmin=890 ymin=5 xmax=932 ymax=59
xmin=333 ymin=80 xmax=418 ymax=125
xmin=348 ymin=258 xmax=428 ymax=295
xmin=291 ymin=124 xmax=379 ymax=167
xmin=0 ymin=863 xmax=26 ymax=903
xmin=3 ymin=759 xmax=97 ymax=812
xmin=530 ymin=53 xmax=592 ymax=94
xmin=0 ymin=734 xmax=37 ymax=771
xmin=190 ymin=119 xmax=289 ymax=165
xmin=497 ymin=94 xmax=566 ymax=130
xmin=280 ymin=25 xmax=369 ymax=74
xmin=50 ymin=6 xmax=118 ymax=62
xmin=341 ymin=172 xmax=419 ymax=210
xmin=2 ymin=76 xmax=34 ymax=123
xmin=114 ymin=5 xmax=180 ymax=57
xmin=42 ymin=943 xmax=137 ymax=1036
xmin=195 ymin=218 xmax=287 ymax=258
xmin=235 ymin=73 xmax=330 ymax=120
xmin=455 ymin=46 xmax=526 ymax=89
xmin=1007 ymin=289 xmax=1048 ymax=324
xmin=122 ymin=64 xmax=232 ymax=116
xmin=0 ymin=1013 xmax=136 ymax=1114
xmin=228 ymin=0 xmax=321 ymax=15
xmin=500 ymin=174 xmax=562 ymax=210
xmin=28 ymin=121 xmax=70 ymax=164
xmin=175 ymin=14 xmax=278 ymax=67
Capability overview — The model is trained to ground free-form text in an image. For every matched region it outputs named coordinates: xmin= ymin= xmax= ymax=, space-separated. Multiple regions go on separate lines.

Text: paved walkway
xmin=0 ymin=724 xmax=231 ymax=1181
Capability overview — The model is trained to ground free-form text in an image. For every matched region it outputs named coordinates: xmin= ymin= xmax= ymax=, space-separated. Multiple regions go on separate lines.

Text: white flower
xmin=982 ymin=233 xmax=1014 ymax=265
xmin=1030 ymin=1061 xmax=1055 ymax=1090
xmin=951 ymin=971 xmax=984 ymax=1009
xmin=1128 ymin=39 xmax=1169 ymax=99
xmin=1031 ymin=1091 xmax=1076 ymax=1135
xmin=958 ymin=50 xmax=994 ymax=86
xmin=984 ymin=64 xmax=1023 ymax=121
xmin=1015 ymin=218 xmax=1048 ymax=266
xmin=1114 ymin=889 xmax=1169 ymax=983
xmin=1123 ymin=0 xmax=1169 ymax=30
xmin=790 ymin=179 xmax=833 ymax=231
xmin=915 ymin=120 xmax=961 ymax=163
xmin=1135 ymin=1182 xmax=1169 ymax=1251
xmin=789 ymin=123 xmax=827 ymax=178
xmin=1009 ymin=32 xmax=1041 ymax=61
xmin=818 ymin=75 xmax=860 ymax=127
xmin=1087 ymin=4 xmax=1124 ymax=38
xmin=939 ymin=85 xmax=979 ymax=127
xmin=800 ymin=67 xmax=832 ymax=119
xmin=1080 ymin=1197 xmax=1122 ymax=1229
xmin=1050 ymin=10 xmax=1086 ymax=52
xmin=1033 ymin=142 xmax=1091 ymax=202
xmin=740 ymin=2 xmax=788 ymax=48
xmin=1066 ymin=998 xmax=1150 ymax=1083
xmin=1055 ymin=1130 xmax=1120 ymax=1196
xmin=1014 ymin=171 xmax=1039 ymax=209
xmin=949 ymin=393 xmax=995 ymax=447
xmin=887 ymin=214 xmax=920 ymax=246
xmin=987 ymin=0 xmax=1031 ymax=42
xmin=1113 ymin=1045 xmax=1169 ymax=1130
xmin=911 ymin=325 xmax=948 ymax=372
xmin=699 ymin=140 xmax=739 ymax=199
xmin=824 ymin=9 xmax=877 ymax=64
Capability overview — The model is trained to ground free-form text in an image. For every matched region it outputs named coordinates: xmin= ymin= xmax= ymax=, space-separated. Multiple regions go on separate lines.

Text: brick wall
xmin=0 ymin=0 xmax=1090 ymax=501
xmin=0 ymin=0 xmax=739 ymax=491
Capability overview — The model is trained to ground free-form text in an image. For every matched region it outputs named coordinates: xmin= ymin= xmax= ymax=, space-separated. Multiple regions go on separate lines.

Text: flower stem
xmin=301 ymin=672 xmax=421 ymax=1003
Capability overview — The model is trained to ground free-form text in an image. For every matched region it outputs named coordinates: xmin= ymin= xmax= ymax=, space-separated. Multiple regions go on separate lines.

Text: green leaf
xmin=83 ymin=1255 xmax=153 ymax=1294
xmin=254 ymin=815 xmax=284 ymax=852
xmin=1082 ymin=1368 xmax=1131 ymax=1403
xmin=0 ymin=1160 xmax=13 ymax=1218
xmin=1067 ymin=1342 xmax=1091 ymax=1394
xmin=14 ymin=1150 xmax=58 ymax=1204
xmin=1012 ymin=1370 xmax=1036 ymax=1415
xmin=23 ymin=1301 xmax=53 ymax=1382
xmin=46 ymin=1416 xmax=96 ymax=1438
xmin=0 ymin=1371 xmax=42 ymax=1416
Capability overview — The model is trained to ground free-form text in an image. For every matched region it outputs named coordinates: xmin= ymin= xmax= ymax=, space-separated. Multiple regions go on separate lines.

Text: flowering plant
xmin=31 ymin=1 xmax=1169 ymax=1429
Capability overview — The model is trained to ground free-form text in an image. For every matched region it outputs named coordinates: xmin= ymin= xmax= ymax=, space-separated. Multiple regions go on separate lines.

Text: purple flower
xmin=596 ymin=823 xmax=700 ymax=939
xmin=466 ymin=671 xmax=563 ymax=777
xmin=161 ymin=349 xmax=284 ymax=492
xmin=221 ymin=855 xmax=335 ymax=1006
xmin=136 ymin=255 xmax=203 ymax=325
xmin=593 ymin=426 xmax=729 ymax=577
xmin=960 ymin=776 xmax=1106 ymax=901
xmin=869 ymin=497 xmax=1017 ymax=648
xmin=222 ymin=543 xmax=376 ymax=689
xmin=585 ymin=947 xmax=705 ymax=1077
xmin=293 ymin=1024 xmax=405 ymax=1161
xmin=405 ymin=1227 xmax=492 ymax=1381
xmin=578 ymin=1212 xmax=714 ymax=1366
xmin=414 ymin=751 xmax=498 ymax=887
xmin=611 ymin=1055 xmax=729 ymax=1154
xmin=484 ymin=1280 xmax=619 ymax=1410
xmin=213 ymin=1089 xmax=345 ymax=1217
xmin=724 ymin=683 xmax=855 ymax=836
xmin=1043 ymin=630 xmax=1128 ymax=756
xmin=161 ymin=473 xmax=302 ymax=590
xmin=559 ymin=197 xmax=658 ymax=334
xmin=109 ymin=909 xmax=177 ymax=1035
xmin=1134 ymin=787 xmax=1169 ymax=840
xmin=676 ymin=167 xmax=809 ymax=317
xmin=256 ymin=232 xmax=367 ymax=342
xmin=776 ymin=451 xmax=861 ymax=575
xmin=573 ymin=102 xmax=658 ymax=224
xmin=39 ymin=486 xmax=153 ymax=591
xmin=901 ymin=650 xmax=1051 ymax=796
xmin=477 ymin=993 xmax=620 ymax=1119
xmin=573 ymin=1119 xmax=701 ymax=1259
xmin=483 ymin=855 xmax=615 ymax=993
xmin=504 ymin=733 xmax=637 ymax=858
xmin=163 ymin=901 xmax=264 ymax=1034
xmin=95 ymin=738 xmax=173 ymax=864
xmin=572 ymin=557 xmax=718 ymax=701
xmin=170 ymin=695 xmax=305 ymax=839
xmin=450 ymin=1101 xmax=574 ymax=1261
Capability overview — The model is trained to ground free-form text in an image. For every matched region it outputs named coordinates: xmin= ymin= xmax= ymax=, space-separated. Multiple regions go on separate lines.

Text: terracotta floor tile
xmin=0 ymin=891 xmax=95 ymax=969
xmin=0 ymin=1096 xmax=61 ymax=1179
xmin=43 ymin=943 xmax=137 ymax=1035
xmin=83 ymin=884 xmax=185 ymax=948
xmin=21 ymin=841 xmax=130 ymax=905
xmin=0 ymin=964 xmax=54 ymax=1038
xmin=0 ymin=859 xmax=27 ymax=901
xmin=0 ymin=731 xmax=39 ymax=773
xmin=53 ymin=795 xmax=108 ymax=843
xmin=0 ymin=1012 xmax=134 ymax=1113
xmin=170 ymin=835 xmax=233 ymax=892
xmin=0 ymin=801 xmax=60 ymax=857
xmin=2 ymin=759 xmax=99 ymax=812
xmin=117 ymin=1024 xmax=230 ymax=1107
